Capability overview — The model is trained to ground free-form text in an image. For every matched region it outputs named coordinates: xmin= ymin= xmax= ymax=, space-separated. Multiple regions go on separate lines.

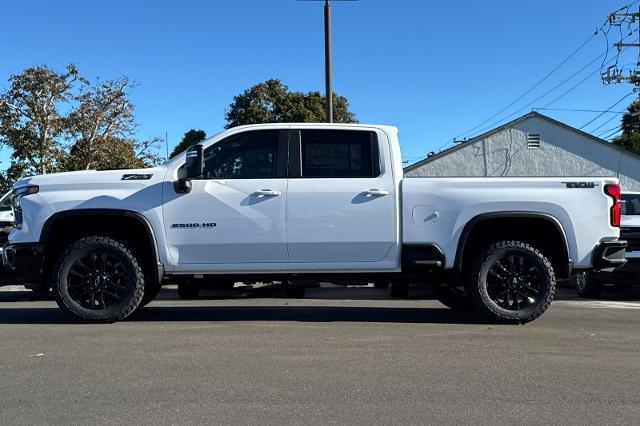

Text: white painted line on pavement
xmin=554 ymin=300 xmax=640 ymax=310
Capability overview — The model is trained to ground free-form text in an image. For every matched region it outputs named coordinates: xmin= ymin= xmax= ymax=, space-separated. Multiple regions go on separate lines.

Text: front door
xmin=163 ymin=129 xmax=289 ymax=265
xmin=285 ymin=128 xmax=396 ymax=264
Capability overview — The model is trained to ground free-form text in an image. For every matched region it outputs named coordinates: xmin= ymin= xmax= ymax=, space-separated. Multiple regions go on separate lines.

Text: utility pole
xmin=324 ymin=0 xmax=333 ymax=123
xmin=602 ymin=6 xmax=640 ymax=87
xmin=601 ymin=5 xmax=640 ymax=136
xmin=299 ymin=0 xmax=358 ymax=123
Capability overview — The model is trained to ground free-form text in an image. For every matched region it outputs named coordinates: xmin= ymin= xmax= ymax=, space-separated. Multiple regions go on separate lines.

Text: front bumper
xmin=2 ymin=243 xmax=45 ymax=285
xmin=592 ymin=240 xmax=628 ymax=272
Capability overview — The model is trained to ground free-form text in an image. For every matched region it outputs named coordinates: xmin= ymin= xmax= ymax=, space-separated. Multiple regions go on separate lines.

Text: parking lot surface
xmin=0 ymin=286 xmax=639 ymax=424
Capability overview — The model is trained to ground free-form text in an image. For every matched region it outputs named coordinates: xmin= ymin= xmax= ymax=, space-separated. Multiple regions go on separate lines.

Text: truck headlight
xmin=11 ymin=185 xmax=39 ymax=229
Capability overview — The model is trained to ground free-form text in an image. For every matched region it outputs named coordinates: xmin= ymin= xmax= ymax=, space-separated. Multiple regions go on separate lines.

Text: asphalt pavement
xmin=0 ymin=285 xmax=639 ymax=425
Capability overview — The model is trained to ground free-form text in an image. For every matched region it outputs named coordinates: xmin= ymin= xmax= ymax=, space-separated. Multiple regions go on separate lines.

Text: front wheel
xmin=468 ymin=240 xmax=556 ymax=324
xmin=52 ymin=236 xmax=145 ymax=323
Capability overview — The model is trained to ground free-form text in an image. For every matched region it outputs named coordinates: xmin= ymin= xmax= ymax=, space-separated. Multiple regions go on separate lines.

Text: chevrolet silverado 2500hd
xmin=2 ymin=124 xmax=627 ymax=323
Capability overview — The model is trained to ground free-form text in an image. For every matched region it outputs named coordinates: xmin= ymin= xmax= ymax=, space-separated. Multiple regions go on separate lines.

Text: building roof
xmin=404 ymin=111 xmax=640 ymax=172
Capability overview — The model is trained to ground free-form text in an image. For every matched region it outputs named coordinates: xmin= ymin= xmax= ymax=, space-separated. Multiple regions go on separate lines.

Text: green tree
xmin=613 ymin=100 xmax=640 ymax=157
xmin=0 ymin=64 xmax=82 ymax=176
xmin=65 ymin=76 xmax=136 ymax=170
xmin=169 ymin=129 xmax=206 ymax=158
xmin=225 ymin=79 xmax=357 ymax=128
xmin=0 ymin=65 xmax=162 ymax=188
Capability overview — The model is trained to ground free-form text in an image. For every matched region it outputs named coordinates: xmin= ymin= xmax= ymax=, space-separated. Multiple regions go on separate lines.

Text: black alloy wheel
xmin=485 ymin=254 xmax=542 ymax=311
xmin=469 ymin=240 xmax=556 ymax=324
xmin=53 ymin=236 xmax=145 ymax=322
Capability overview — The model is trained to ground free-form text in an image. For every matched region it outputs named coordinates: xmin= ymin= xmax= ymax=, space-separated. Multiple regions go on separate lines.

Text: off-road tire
xmin=575 ymin=271 xmax=603 ymax=298
xmin=52 ymin=236 xmax=145 ymax=323
xmin=139 ymin=279 xmax=162 ymax=308
xmin=468 ymin=240 xmax=556 ymax=324
xmin=177 ymin=283 xmax=200 ymax=299
xmin=433 ymin=283 xmax=474 ymax=312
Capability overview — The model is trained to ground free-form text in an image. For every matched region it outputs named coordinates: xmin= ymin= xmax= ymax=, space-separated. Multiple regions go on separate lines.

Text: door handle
xmin=364 ymin=189 xmax=389 ymax=197
xmin=254 ymin=189 xmax=281 ymax=197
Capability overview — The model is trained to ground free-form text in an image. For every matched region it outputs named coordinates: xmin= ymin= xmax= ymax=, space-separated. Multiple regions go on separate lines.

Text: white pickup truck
xmin=2 ymin=124 xmax=628 ymax=323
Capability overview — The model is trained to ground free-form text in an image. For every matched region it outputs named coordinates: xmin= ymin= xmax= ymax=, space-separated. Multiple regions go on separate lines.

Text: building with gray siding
xmin=404 ymin=112 xmax=640 ymax=192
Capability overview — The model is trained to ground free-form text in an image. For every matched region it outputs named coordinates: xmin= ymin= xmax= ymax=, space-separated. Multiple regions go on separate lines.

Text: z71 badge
xmin=171 ymin=222 xmax=217 ymax=229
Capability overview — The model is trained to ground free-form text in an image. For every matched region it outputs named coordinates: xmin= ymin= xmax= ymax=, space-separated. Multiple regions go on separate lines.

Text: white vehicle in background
xmin=0 ymin=191 xmax=15 ymax=228
xmin=2 ymin=123 xmax=628 ymax=323
xmin=576 ymin=191 xmax=640 ymax=297
xmin=0 ymin=190 xmax=14 ymax=247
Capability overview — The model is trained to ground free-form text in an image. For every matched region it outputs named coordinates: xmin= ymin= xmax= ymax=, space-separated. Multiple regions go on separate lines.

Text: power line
xmin=533 ymin=108 xmax=626 ymax=114
xmin=596 ymin=125 xmax=622 ymax=137
xmin=589 ymin=111 xmax=625 ymax=133
xmin=579 ymin=91 xmax=636 ymax=129
xmin=452 ymin=32 xmax=600 ymax=141
xmin=540 ymin=53 xmax=624 ymax=109
xmin=468 ymin=53 xmax=610 ymax=137
xmin=602 ymin=127 xmax=624 ymax=140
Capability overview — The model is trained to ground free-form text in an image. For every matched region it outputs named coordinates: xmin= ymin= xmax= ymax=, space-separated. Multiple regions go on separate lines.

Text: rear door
xmin=285 ymin=128 xmax=396 ymax=264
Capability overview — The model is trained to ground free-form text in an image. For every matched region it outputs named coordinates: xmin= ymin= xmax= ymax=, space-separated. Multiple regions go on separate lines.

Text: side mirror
xmin=185 ymin=144 xmax=203 ymax=179
xmin=175 ymin=144 xmax=203 ymax=193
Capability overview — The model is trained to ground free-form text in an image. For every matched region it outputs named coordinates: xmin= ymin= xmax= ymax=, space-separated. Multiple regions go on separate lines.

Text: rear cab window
xmin=298 ymin=129 xmax=380 ymax=178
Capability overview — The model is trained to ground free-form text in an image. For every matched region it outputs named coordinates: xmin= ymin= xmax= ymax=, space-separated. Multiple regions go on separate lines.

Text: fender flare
xmin=453 ymin=211 xmax=572 ymax=279
xmin=40 ymin=208 xmax=163 ymax=283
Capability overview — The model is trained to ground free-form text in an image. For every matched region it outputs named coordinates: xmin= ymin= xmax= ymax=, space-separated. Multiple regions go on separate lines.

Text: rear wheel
xmin=575 ymin=271 xmax=603 ymax=298
xmin=52 ymin=236 xmax=145 ymax=323
xmin=468 ymin=240 xmax=556 ymax=324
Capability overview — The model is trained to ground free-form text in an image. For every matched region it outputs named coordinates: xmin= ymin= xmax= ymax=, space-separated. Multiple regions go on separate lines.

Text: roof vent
xmin=527 ymin=133 xmax=541 ymax=149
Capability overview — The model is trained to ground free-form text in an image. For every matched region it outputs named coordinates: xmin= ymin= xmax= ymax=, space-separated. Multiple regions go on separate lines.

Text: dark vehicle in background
xmin=576 ymin=191 xmax=640 ymax=298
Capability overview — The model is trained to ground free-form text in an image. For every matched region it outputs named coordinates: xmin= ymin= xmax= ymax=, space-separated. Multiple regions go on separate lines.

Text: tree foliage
xmin=613 ymin=100 xmax=640 ymax=157
xmin=225 ymin=79 xmax=357 ymax=128
xmin=0 ymin=65 xmax=161 ymax=191
xmin=0 ymin=64 xmax=81 ymax=176
xmin=169 ymin=129 xmax=206 ymax=159
xmin=66 ymin=77 xmax=136 ymax=170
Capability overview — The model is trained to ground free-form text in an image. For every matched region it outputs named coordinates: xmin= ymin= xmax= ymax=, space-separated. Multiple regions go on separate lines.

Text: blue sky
xmin=0 ymin=0 xmax=637 ymax=167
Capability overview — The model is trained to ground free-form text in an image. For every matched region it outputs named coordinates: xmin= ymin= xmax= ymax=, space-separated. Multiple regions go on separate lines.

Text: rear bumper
xmin=593 ymin=240 xmax=628 ymax=272
xmin=2 ymin=243 xmax=45 ymax=285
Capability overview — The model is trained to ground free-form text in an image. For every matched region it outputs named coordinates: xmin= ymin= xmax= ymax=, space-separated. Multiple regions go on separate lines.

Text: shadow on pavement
xmin=1 ymin=285 xmax=639 ymax=326
xmin=0 ymin=306 xmax=491 ymax=325
xmin=0 ymin=304 xmax=490 ymax=326
xmin=130 ymin=305 xmax=490 ymax=325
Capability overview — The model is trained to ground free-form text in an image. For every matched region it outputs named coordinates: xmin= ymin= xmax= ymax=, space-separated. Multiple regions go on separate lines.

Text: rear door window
xmin=299 ymin=130 xmax=380 ymax=178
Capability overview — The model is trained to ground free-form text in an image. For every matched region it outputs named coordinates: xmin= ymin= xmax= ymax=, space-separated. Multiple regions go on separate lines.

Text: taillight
xmin=604 ymin=184 xmax=621 ymax=227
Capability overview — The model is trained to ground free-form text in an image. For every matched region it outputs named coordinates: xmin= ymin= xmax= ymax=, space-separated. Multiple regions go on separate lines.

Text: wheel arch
xmin=40 ymin=209 xmax=162 ymax=285
xmin=454 ymin=212 xmax=572 ymax=280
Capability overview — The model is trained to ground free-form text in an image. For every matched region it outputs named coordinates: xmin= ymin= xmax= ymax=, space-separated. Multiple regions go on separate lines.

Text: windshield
xmin=622 ymin=193 xmax=640 ymax=216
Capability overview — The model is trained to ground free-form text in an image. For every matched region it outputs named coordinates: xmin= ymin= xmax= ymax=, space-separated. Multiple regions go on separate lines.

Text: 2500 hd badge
xmin=171 ymin=222 xmax=217 ymax=229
